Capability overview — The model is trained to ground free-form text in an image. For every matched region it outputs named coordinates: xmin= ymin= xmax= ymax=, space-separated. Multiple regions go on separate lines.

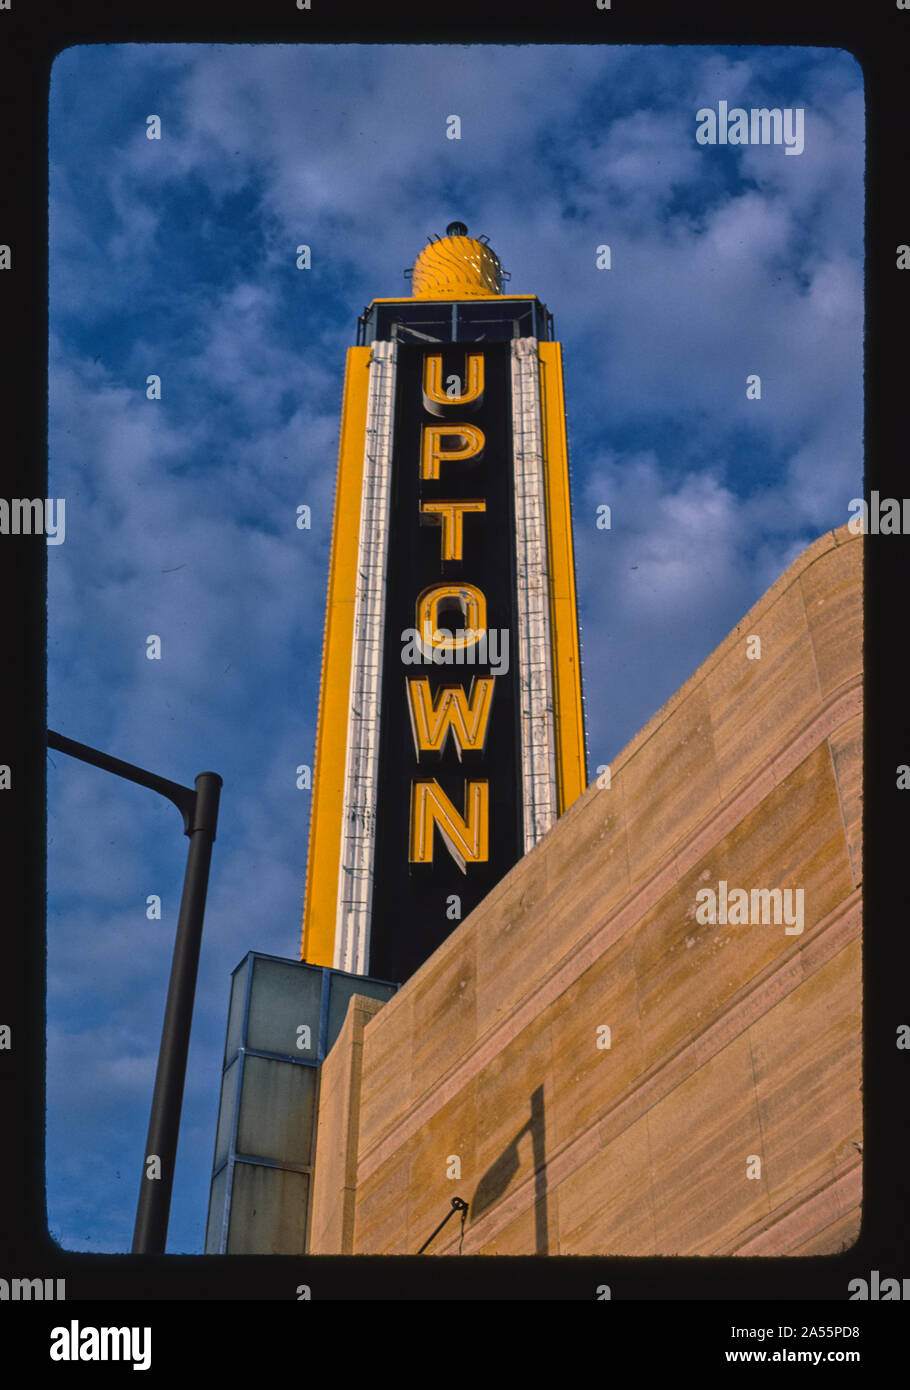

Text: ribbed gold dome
xmin=411 ymin=223 xmax=503 ymax=299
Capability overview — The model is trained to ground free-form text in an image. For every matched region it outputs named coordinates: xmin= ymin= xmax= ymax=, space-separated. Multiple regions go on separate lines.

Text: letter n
xmin=409 ymin=780 xmax=489 ymax=872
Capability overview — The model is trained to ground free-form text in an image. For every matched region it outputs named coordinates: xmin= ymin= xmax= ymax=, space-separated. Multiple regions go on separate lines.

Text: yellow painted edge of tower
xmin=539 ymin=341 xmax=587 ymax=813
xmin=301 ymin=346 xmax=372 ymax=964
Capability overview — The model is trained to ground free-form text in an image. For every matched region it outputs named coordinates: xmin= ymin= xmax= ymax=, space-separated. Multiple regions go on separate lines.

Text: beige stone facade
xmin=309 ymin=525 xmax=862 ymax=1255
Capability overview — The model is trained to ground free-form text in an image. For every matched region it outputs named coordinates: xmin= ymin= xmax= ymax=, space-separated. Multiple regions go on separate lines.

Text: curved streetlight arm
xmin=47 ymin=727 xmax=222 ymax=1253
xmin=47 ymin=730 xmax=196 ymax=833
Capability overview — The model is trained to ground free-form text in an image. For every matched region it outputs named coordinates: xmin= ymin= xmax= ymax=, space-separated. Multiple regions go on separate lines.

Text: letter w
xmin=406 ymin=677 xmax=495 ymax=758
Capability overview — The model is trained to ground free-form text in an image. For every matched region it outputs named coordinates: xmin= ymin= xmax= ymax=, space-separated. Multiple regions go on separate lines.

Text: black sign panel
xmin=368 ymin=342 xmax=522 ymax=983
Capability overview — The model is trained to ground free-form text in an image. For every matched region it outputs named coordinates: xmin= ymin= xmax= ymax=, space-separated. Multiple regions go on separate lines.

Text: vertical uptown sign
xmin=302 ymin=307 xmax=586 ymax=984
xmin=370 ymin=342 xmax=521 ymax=982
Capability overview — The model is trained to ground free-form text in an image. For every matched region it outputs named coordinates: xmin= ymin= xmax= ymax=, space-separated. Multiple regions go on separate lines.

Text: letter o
xmin=416 ymin=583 xmax=487 ymax=651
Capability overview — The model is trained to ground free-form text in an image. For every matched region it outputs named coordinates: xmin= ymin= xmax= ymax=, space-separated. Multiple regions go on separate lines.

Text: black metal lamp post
xmin=47 ymin=730 xmax=222 ymax=1254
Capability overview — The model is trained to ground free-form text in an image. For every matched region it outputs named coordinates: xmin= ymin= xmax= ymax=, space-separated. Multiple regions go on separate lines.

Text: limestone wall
xmin=310 ymin=525 xmax=862 ymax=1255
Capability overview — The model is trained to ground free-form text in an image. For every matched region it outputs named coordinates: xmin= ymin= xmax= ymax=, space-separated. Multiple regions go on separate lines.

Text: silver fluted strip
xmin=334 ymin=340 xmax=398 ymax=974
xmin=510 ymin=337 xmax=559 ymax=851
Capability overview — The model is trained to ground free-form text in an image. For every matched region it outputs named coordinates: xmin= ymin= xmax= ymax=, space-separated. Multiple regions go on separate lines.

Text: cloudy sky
xmin=46 ymin=43 xmax=863 ymax=1253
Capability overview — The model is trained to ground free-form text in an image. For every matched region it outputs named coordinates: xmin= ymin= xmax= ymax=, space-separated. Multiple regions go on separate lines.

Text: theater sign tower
xmin=301 ymin=223 xmax=586 ymax=984
xmin=210 ymin=223 xmax=861 ymax=1258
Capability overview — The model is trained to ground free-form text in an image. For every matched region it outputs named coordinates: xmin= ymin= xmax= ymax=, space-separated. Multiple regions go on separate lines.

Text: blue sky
xmin=47 ymin=43 xmax=864 ymax=1252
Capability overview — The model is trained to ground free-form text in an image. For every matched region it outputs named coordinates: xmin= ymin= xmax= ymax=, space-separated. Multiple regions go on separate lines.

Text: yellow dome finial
xmin=411 ymin=221 xmax=503 ymax=299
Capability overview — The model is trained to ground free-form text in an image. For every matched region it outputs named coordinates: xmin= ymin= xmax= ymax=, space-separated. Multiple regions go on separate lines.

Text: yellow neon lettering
xmin=420 ymin=424 xmax=484 ymax=480
xmin=406 ymin=677 xmax=495 ymax=758
xmin=422 ymin=353 xmax=485 ymax=414
xmin=416 ymin=583 xmax=487 ymax=650
xmin=419 ymin=500 xmax=486 ymax=561
xmin=409 ymin=779 xmax=490 ymax=870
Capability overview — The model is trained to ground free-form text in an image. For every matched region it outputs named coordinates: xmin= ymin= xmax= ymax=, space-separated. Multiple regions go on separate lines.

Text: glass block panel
xmin=227 ymin=1162 xmax=309 ymax=1255
xmin=205 ymin=1163 xmax=228 ymax=1254
xmin=224 ymin=959 xmax=249 ymax=1066
xmin=246 ymin=956 xmax=322 ymax=1058
xmin=213 ymin=1056 xmax=239 ymax=1171
xmin=326 ymin=973 xmax=396 ymax=1054
xmin=236 ymin=1055 xmax=316 ymax=1165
